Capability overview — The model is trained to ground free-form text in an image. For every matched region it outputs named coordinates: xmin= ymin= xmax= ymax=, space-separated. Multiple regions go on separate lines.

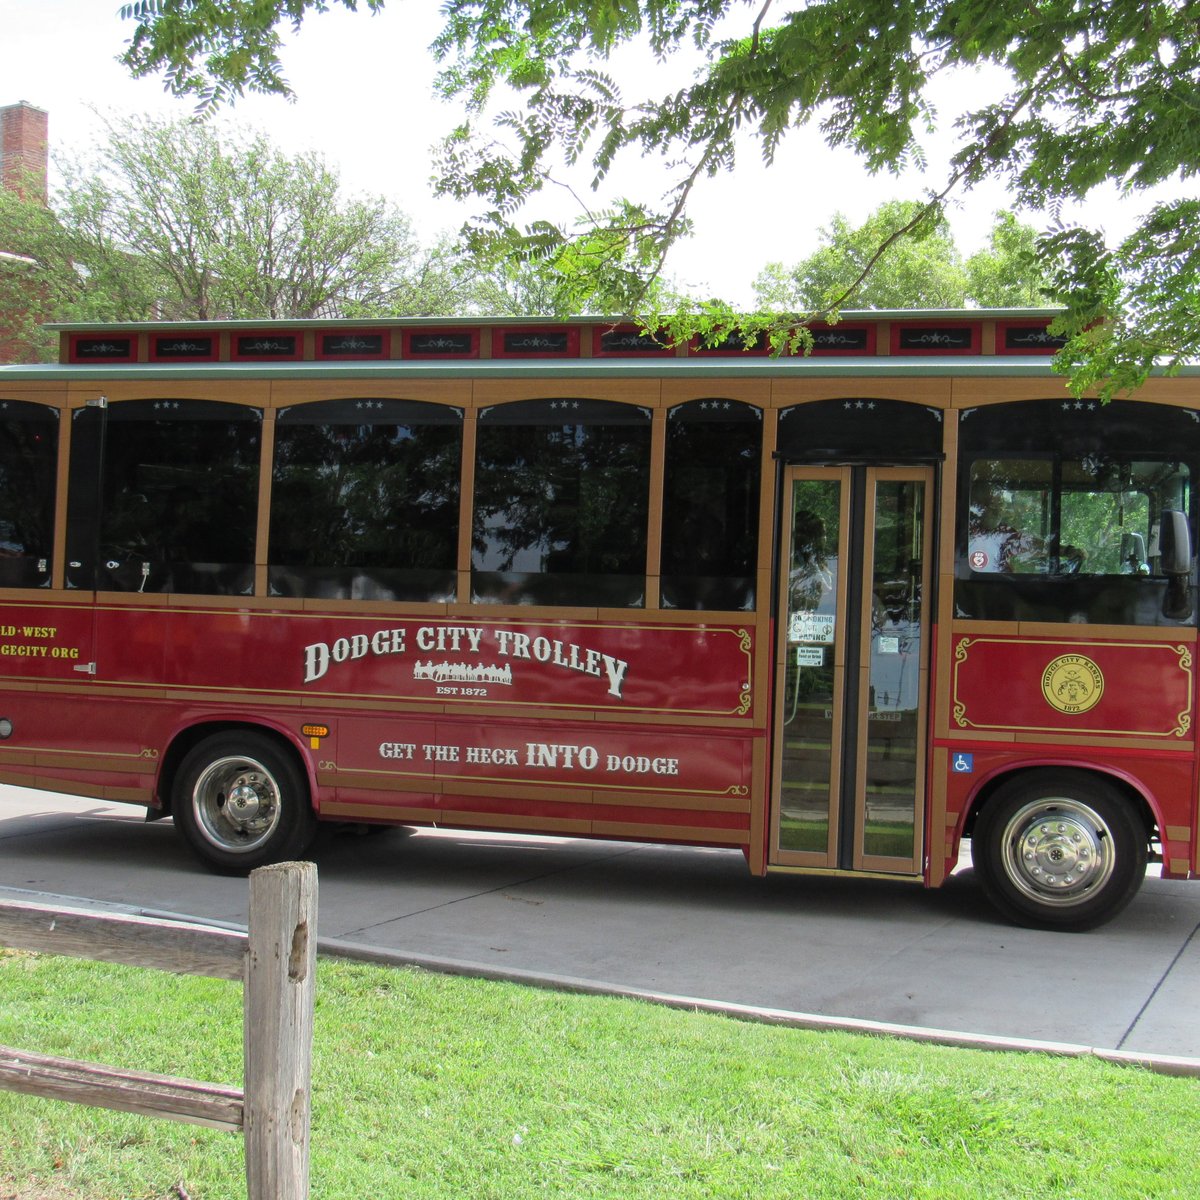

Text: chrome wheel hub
xmin=1001 ymin=798 xmax=1116 ymax=907
xmin=192 ymin=756 xmax=280 ymax=852
xmin=225 ymin=774 xmax=268 ymax=824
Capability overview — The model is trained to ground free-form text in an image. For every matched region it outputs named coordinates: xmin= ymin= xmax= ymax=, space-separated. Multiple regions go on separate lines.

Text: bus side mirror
xmin=1119 ymin=532 xmax=1148 ymax=574
xmin=1159 ymin=510 xmax=1193 ymax=576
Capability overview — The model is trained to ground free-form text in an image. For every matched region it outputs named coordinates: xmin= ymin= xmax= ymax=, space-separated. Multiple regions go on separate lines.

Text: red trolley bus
xmin=0 ymin=310 xmax=1196 ymax=929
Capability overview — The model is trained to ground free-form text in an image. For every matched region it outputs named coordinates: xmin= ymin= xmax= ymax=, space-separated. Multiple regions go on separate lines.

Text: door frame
xmin=769 ymin=464 xmax=933 ymax=876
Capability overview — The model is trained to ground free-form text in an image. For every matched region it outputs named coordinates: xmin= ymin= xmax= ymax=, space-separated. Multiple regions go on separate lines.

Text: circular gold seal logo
xmin=1041 ymin=654 xmax=1104 ymax=715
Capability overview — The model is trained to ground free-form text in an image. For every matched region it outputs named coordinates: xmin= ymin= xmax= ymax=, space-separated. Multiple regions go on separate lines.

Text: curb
xmin=315 ymin=936 xmax=1200 ymax=1079
xmin=4 ymin=886 xmax=1198 ymax=1078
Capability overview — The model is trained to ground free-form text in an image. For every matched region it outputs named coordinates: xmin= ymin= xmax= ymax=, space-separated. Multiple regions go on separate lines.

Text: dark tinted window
xmin=67 ymin=399 xmax=261 ymax=594
xmin=269 ymin=398 xmax=462 ymax=602
xmin=0 ymin=399 xmax=58 ymax=588
xmin=660 ymin=398 xmax=761 ymax=610
xmin=777 ymin=397 xmax=943 ymax=462
xmin=956 ymin=399 xmax=1198 ymax=625
xmin=472 ymin=398 xmax=651 ymax=606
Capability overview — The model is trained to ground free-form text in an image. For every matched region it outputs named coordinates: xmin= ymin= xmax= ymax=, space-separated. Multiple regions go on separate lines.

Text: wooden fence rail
xmin=0 ymin=861 xmax=316 ymax=1200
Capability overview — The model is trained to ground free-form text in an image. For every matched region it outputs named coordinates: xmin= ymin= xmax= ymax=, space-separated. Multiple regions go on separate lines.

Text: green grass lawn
xmin=1 ymin=949 xmax=1197 ymax=1199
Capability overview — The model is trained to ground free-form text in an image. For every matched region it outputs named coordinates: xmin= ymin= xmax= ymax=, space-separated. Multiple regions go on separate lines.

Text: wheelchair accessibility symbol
xmin=952 ymin=753 xmax=975 ymax=773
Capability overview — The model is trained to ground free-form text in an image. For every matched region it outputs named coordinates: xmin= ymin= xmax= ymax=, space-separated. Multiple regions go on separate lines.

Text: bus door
xmin=771 ymin=465 xmax=933 ymax=875
xmin=61 ymin=399 xmax=108 ymax=680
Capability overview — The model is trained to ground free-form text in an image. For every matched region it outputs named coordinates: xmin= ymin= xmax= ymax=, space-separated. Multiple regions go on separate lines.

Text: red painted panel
xmin=140 ymin=609 xmax=755 ymax=719
xmin=808 ymin=323 xmax=877 ymax=356
xmin=951 ymin=633 xmax=1194 ymax=741
xmin=314 ymin=329 xmax=391 ymax=360
xmin=890 ymin=320 xmax=981 ymax=356
xmin=0 ymin=602 xmax=748 ymax=720
xmin=401 ymin=329 xmax=479 ymax=358
xmin=68 ymin=333 xmax=136 ymax=363
xmin=591 ymin=326 xmax=675 ymax=357
xmin=490 ymin=327 xmax=580 ymax=358
xmin=993 ymin=319 xmax=1066 ymax=355
xmin=148 ymin=332 xmax=219 ymax=362
xmin=229 ymin=331 xmax=303 ymax=361
xmin=335 ymin=713 xmax=752 ymax=800
xmin=0 ymin=600 xmax=759 ymax=821
xmin=0 ymin=603 xmax=94 ymax=681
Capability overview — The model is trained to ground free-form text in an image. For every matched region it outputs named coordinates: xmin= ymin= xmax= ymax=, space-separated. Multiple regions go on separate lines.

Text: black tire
xmin=973 ymin=770 xmax=1148 ymax=931
xmin=172 ymin=732 xmax=317 ymax=874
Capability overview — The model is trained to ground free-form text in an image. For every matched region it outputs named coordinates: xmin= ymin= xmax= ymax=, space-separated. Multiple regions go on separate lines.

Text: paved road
xmin=1 ymin=783 xmax=1197 ymax=1061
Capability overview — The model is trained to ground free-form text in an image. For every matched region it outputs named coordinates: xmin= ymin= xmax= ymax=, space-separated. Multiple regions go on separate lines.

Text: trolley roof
xmin=3 ymin=308 xmax=1198 ymax=382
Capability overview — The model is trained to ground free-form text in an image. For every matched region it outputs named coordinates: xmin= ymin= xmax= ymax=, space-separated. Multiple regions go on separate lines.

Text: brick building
xmin=1 ymin=101 xmax=48 ymax=203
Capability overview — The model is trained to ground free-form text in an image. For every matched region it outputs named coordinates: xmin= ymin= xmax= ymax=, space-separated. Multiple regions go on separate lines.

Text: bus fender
xmin=956 ymin=759 xmax=1159 ymax=849
xmin=155 ymin=714 xmax=325 ymax=818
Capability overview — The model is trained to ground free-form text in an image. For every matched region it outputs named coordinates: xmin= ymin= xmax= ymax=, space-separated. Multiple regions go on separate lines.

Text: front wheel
xmin=973 ymin=771 xmax=1148 ymax=931
xmin=172 ymin=732 xmax=317 ymax=874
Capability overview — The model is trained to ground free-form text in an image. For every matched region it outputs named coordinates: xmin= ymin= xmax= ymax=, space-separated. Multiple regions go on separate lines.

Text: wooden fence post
xmin=243 ymin=862 xmax=317 ymax=1200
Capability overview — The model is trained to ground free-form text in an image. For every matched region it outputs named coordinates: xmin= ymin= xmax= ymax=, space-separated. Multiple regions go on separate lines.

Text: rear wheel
xmin=172 ymin=732 xmax=317 ymax=874
xmin=973 ymin=770 xmax=1148 ymax=931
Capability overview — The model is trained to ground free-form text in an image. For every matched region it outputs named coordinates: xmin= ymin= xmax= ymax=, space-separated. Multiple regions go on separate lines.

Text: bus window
xmin=955 ymin=399 xmax=1199 ymax=625
xmin=472 ymin=398 xmax=651 ymax=607
xmin=966 ymin=459 xmax=1053 ymax=574
xmin=660 ymin=398 xmax=761 ymax=610
xmin=269 ymin=398 xmax=461 ymax=602
xmin=967 ymin=458 xmax=1189 ymax=579
xmin=1060 ymin=461 xmax=1157 ymax=576
xmin=66 ymin=399 xmax=261 ymax=595
xmin=0 ymin=400 xmax=57 ymax=588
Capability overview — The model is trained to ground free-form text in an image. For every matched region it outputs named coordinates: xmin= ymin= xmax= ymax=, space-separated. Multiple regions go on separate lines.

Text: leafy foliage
xmin=0 ymin=162 xmax=172 ymax=360
xmin=120 ymin=0 xmax=386 ymax=111
xmin=67 ymin=113 xmax=470 ymax=321
xmin=754 ymin=202 xmax=1055 ymax=312
xmin=113 ymin=0 xmax=1200 ymax=394
xmin=964 ymin=211 xmax=1055 ymax=309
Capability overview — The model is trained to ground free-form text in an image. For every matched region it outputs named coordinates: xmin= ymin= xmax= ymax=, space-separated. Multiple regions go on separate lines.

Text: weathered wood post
xmin=243 ymin=862 xmax=317 ymax=1200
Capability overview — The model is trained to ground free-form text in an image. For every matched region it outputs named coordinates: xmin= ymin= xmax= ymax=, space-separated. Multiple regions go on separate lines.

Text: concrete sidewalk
xmin=1 ymin=783 xmax=1197 ymax=1064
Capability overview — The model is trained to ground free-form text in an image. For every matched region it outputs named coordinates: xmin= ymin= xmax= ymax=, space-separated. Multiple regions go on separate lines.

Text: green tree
xmin=462 ymin=240 xmax=687 ymax=316
xmin=1 ymin=113 xmax=488 ymax=359
xmin=463 ymin=258 xmax=565 ymax=317
xmin=0 ymin=170 xmax=163 ymax=361
xmin=1 ymin=190 xmax=83 ymax=361
xmin=119 ymin=0 xmax=1200 ymax=396
xmin=76 ymin=113 xmax=474 ymax=320
xmin=965 ymin=211 xmax=1051 ymax=310
xmin=755 ymin=203 xmax=1053 ymax=311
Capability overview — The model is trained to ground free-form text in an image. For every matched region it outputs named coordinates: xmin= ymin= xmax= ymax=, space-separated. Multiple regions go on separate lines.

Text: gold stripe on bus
xmin=326 ymin=765 xmax=748 ymax=802
xmin=592 ymin=821 xmax=749 ymax=844
xmin=765 ymin=864 xmax=923 ymax=882
xmin=319 ymin=802 xmax=590 ymax=836
xmin=2 ymin=746 xmax=160 ymax=774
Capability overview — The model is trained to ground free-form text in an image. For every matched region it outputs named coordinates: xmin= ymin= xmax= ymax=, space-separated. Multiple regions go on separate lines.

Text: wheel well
xmin=962 ymin=766 xmax=1157 ymax=847
xmin=157 ymin=722 xmax=307 ymax=816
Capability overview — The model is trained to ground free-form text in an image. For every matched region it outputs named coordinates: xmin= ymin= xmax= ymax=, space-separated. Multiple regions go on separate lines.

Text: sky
xmin=2 ymin=0 xmax=1182 ymax=306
